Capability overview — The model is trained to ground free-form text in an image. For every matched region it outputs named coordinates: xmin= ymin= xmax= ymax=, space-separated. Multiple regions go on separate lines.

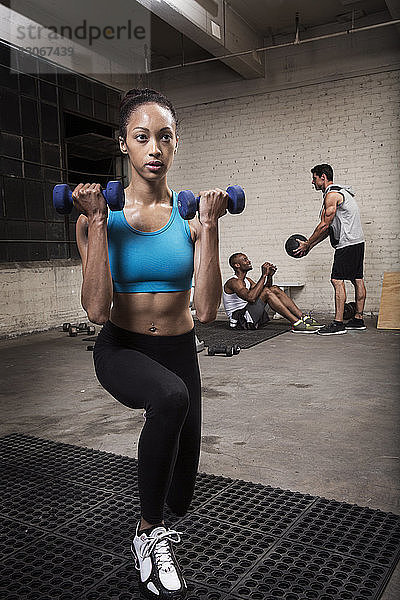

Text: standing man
xmin=295 ymin=163 xmax=367 ymax=335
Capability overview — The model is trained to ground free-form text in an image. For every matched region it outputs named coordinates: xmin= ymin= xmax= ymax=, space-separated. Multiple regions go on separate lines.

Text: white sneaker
xmin=132 ymin=524 xmax=187 ymax=599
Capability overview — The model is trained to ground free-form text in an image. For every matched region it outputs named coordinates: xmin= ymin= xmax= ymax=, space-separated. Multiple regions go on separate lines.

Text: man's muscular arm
xmin=294 ymin=192 xmax=341 ymax=257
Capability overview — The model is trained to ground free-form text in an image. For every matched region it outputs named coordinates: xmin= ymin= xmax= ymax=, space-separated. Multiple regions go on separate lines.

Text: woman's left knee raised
xmin=152 ymin=377 xmax=190 ymax=423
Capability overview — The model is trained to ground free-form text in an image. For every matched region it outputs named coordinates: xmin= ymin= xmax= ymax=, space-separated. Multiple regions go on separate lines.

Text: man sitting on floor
xmin=223 ymin=253 xmax=322 ymax=333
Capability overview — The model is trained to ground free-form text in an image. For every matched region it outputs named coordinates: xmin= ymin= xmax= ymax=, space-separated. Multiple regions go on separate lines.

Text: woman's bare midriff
xmin=110 ymin=289 xmax=194 ymax=336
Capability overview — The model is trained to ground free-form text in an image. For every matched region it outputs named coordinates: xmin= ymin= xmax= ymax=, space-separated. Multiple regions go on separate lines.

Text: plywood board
xmin=377 ymin=272 xmax=400 ymax=330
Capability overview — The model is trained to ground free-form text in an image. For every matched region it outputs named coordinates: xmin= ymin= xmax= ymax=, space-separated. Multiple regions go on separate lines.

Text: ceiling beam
xmin=385 ymin=0 xmax=400 ymax=35
xmin=385 ymin=0 xmax=400 ymax=14
xmin=136 ymin=0 xmax=265 ymax=79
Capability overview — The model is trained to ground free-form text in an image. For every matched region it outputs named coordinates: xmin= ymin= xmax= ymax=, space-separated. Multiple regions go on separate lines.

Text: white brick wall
xmin=168 ymin=70 xmax=400 ymax=314
xmin=0 ymin=261 xmax=87 ymax=338
xmin=1 ymin=65 xmax=398 ymax=336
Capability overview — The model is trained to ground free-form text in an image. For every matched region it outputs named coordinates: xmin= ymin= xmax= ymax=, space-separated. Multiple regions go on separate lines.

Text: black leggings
xmin=93 ymin=320 xmax=202 ymax=524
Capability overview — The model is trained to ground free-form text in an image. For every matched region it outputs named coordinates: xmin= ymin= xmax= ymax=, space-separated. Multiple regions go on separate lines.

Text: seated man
xmin=223 ymin=253 xmax=322 ymax=333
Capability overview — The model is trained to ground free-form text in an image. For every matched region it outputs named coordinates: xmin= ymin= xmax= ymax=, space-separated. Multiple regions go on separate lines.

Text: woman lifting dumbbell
xmin=72 ymin=88 xmax=242 ymax=600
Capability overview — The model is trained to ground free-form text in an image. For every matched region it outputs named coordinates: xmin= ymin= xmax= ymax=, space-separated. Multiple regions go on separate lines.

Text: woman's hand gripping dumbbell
xmin=177 ymin=185 xmax=245 ymax=220
xmin=53 ymin=181 xmax=124 ymax=215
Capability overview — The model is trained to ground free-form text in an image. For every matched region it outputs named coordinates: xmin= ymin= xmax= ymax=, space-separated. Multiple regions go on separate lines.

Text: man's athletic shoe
xmin=302 ymin=315 xmax=323 ymax=328
xmin=317 ymin=321 xmax=347 ymax=335
xmin=291 ymin=320 xmax=319 ymax=333
xmin=345 ymin=317 xmax=367 ymax=330
xmin=132 ymin=524 xmax=187 ymax=599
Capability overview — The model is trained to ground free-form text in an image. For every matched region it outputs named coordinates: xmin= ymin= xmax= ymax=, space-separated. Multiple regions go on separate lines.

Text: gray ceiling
xmin=150 ymin=0 xmax=393 ymax=70
xmin=226 ymin=0 xmax=389 ymax=34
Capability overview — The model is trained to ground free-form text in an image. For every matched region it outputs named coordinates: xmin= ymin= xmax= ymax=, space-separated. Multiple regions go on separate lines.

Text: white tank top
xmin=223 ymin=277 xmax=250 ymax=322
xmin=323 ymin=184 xmax=364 ymax=249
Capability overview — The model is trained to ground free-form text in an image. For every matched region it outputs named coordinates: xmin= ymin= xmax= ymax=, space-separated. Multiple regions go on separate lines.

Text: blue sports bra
xmin=107 ymin=190 xmax=194 ymax=293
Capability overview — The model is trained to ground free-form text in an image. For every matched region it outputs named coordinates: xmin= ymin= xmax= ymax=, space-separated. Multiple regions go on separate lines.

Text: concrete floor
xmin=1 ymin=316 xmax=399 ymax=599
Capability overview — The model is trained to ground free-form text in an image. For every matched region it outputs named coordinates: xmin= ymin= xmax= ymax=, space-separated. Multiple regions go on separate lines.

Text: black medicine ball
xmin=285 ymin=234 xmax=307 ymax=258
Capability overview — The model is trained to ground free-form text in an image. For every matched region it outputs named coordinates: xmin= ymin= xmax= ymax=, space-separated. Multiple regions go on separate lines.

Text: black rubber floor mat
xmin=229 ymin=541 xmax=393 ymax=600
xmin=195 ymin=320 xmax=291 ymax=350
xmin=0 ymin=433 xmax=139 ymax=494
xmin=1 ymin=433 xmax=399 ymax=600
xmin=1 ymin=532 xmax=126 ymax=600
xmin=195 ymin=480 xmax=315 ymax=535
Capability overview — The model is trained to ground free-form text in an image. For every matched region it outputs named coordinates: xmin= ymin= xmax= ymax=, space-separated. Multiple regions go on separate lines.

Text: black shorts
xmin=331 ymin=242 xmax=365 ymax=281
xmin=231 ymin=298 xmax=270 ymax=330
